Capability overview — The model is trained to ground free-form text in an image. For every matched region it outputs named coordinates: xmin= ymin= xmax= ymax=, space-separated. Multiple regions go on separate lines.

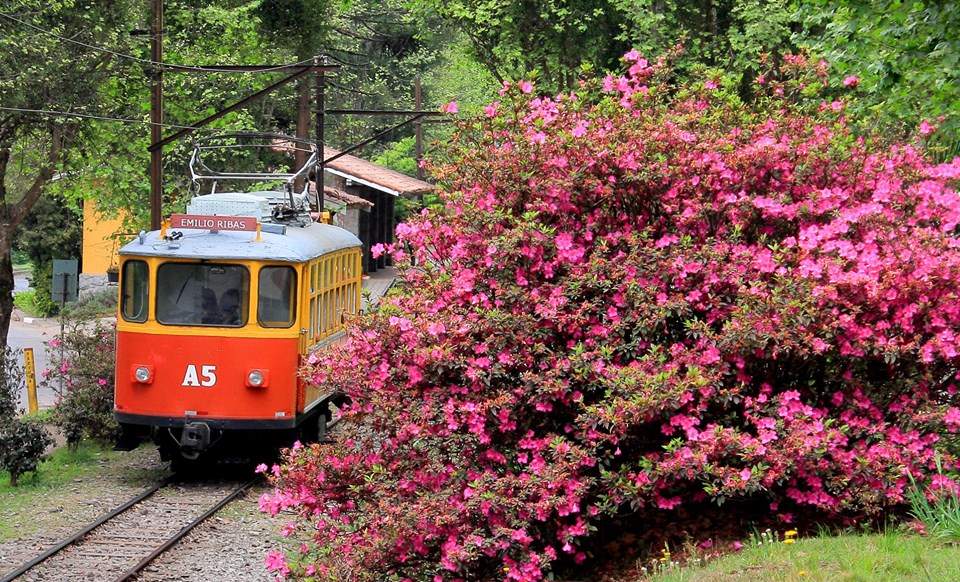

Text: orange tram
xmin=115 ymin=137 xmax=362 ymax=468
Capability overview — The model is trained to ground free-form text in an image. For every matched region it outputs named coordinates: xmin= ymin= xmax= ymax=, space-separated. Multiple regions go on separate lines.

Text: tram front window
xmin=156 ymin=263 xmax=249 ymax=327
xmin=258 ymin=266 xmax=296 ymax=328
xmin=121 ymin=260 xmax=149 ymax=323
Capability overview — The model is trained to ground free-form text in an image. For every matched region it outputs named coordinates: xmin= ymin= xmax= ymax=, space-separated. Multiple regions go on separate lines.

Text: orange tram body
xmin=114 ymin=193 xmax=362 ymax=466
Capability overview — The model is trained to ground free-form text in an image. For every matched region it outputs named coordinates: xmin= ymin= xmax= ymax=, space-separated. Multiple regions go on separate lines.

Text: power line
xmin=0 ymin=106 xmax=217 ymax=131
xmin=0 ymin=11 xmax=317 ymax=73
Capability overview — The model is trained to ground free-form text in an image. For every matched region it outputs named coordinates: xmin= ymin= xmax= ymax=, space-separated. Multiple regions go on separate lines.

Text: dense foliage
xmin=263 ymin=54 xmax=960 ymax=580
xmin=47 ymin=320 xmax=117 ymax=446
xmin=15 ymin=193 xmax=83 ymax=316
xmin=0 ymin=347 xmax=51 ymax=486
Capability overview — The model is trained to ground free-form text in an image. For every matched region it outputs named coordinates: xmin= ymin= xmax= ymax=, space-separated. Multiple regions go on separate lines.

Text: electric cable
xmin=0 ymin=11 xmax=320 ymax=73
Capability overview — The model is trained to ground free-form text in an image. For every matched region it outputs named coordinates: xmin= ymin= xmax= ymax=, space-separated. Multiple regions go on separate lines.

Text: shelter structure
xmin=319 ymin=147 xmax=432 ymax=273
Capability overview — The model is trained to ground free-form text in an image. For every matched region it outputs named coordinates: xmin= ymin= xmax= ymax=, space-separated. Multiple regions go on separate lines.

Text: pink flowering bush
xmin=47 ymin=319 xmax=118 ymax=446
xmin=264 ymin=52 xmax=960 ymax=580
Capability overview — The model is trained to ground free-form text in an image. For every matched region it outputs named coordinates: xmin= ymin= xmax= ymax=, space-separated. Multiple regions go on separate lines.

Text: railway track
xmin=0 ymin=478 xmax=255 ymax=582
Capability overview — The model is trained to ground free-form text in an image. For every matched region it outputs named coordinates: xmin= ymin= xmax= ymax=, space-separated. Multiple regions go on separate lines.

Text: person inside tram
xmin=200 ymin=287 xmax=220 ymax=324
xmin=220 ymin=288 xmax=241 ymax=326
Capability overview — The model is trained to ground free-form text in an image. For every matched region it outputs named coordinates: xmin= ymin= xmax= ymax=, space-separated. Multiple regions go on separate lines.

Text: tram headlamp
xmin=132 ymin=365 xmax=153 ymax=384
xmin=246 ymin=369 xmax=267 ymax=388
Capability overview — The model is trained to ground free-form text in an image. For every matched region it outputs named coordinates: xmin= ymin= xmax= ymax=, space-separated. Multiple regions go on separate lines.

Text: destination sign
xmin=169 ymin=214 xmax=258 ymax=232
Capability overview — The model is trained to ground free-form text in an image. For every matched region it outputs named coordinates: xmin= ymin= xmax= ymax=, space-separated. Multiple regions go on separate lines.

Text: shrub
xmin=61 ymin=288 xmax=117 ymax=321
xmin=47 ymin=319 xmax=117 ymax=446
xmin=0 ymin=347 xmax=52 ymax=486
xmin=263 ymin=52 xmax=960 ymax=581
xmin=0 ymin=418 xmax=53 ymax=486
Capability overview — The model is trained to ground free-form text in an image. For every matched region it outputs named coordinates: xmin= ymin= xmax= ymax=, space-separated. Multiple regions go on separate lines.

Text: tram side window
xmin=258 ymin=266 xmax=296 ymax=328
xmin=121 ymin=260 xmax=149 ymax=323
xmin=156 ymin=263 xmax=249 ymax=327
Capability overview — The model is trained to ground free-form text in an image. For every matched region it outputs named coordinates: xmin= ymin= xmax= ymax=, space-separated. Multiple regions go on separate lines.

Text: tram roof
xmin=119 ymin=221 xmax=361 ymax=262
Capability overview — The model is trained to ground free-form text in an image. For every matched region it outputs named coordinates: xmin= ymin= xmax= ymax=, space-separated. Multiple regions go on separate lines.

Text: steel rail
xmin=0 ymin=478 xmax=255 ymax=582
xmin=0 ymin=478 xmax=172 ymax=582
xmin=114 ymin=480 xmax=256 ymax=581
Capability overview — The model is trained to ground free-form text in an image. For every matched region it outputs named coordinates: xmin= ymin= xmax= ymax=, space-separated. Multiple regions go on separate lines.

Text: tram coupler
xmin=179 ymin=422 xmax=212 ymax=459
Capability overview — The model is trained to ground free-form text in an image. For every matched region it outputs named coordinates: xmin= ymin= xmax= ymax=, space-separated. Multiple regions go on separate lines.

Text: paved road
xmin=7 ymin=318 xmax=59 ymax=410
xmin=14 ymin=272 xmax=30 ymax=293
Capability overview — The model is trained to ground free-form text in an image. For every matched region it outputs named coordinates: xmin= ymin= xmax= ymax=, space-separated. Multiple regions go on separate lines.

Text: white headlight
xmin=135 ymin=366 xmax=151 ymax=383
xmin=247 ymin=369 xmax=264 ymax=387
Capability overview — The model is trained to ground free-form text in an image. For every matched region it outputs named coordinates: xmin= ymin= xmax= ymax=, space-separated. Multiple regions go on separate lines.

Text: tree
xmin=0 ymin=0 xmax=137 ymax=345
xmin=411 ymin=0 xmax=632 ymax=91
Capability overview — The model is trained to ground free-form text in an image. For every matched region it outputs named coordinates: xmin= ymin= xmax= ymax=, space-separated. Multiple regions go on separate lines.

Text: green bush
xmin=47 ymin=319 xmax=117 ymax=446
xmin=0 ymin=419 xmax=53 ymax=486
xmin=0 ymin=347 xmax=52 ymax=486
xmin=61 ymin=288 xmax=117 ymax=321
xmin=28 ymin=262 xmax=59 ymax=317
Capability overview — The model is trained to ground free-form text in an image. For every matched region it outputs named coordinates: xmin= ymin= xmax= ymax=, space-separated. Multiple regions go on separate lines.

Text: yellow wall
xmin=81 ymin=200 xmax=127 ymax=275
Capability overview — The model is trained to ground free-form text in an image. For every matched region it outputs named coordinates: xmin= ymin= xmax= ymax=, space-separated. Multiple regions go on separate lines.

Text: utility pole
xmin=294 ymin=79 xmax=310 ymax=192
xmin=414 ymin=76 xmax=424 ymax=181
xmin=315 ymin=56 xmax=325 ymax=214
xmin=149 ymin=0 xmax=164 ymax=230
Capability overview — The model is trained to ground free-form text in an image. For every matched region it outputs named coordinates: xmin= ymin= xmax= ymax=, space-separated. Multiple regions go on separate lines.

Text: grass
xmin=649 ymin=531 xmax=960 ymax=582
xmin=0 ymin=441 xmax=147 ymax=541
xmin=13 ymin=289 xmax=44 ymax=317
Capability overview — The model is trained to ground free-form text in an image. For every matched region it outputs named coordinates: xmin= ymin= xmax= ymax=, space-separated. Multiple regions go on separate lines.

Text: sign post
xmin=51 ymin=259 xmax=78 ymax=396
xmin=23 ymin=348 xmax=37 ymax=414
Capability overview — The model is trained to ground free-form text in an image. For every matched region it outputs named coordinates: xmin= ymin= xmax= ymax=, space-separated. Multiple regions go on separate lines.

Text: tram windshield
xmin=156 ymin=263 xmax=249 ymax=327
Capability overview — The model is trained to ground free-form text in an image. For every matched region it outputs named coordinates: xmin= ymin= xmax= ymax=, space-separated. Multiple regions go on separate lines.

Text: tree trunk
xmin=0 ymin=239 xmax=13 ymax=349
xmin=0 ymin=148 xmax=12 ymax=349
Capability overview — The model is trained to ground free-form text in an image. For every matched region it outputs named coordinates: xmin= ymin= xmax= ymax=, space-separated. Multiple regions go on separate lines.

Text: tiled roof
xmin=323 ymin=146 xmax=433 ymax=196
xmin=313 ymin=185 xmax=373 ymax=208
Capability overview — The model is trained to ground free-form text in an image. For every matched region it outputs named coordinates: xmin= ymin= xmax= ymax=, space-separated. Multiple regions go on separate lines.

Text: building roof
xmin=119 ymin=222 xmax=361 ymax=262
xmin=323 ymin=146 xmax=433 ymax=197
xmin=316 ymin=185 xmax=374 ymax=208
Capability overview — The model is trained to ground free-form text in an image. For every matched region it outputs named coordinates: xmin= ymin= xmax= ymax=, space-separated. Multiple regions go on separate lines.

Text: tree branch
xmin=9 ymin=125 xmax=62 ymax=227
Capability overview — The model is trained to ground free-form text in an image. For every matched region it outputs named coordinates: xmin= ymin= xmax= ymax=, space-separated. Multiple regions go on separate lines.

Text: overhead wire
xmin=0 ymin=11 xmax=319 ymax=73
xmin=0 ymin=106 xmax=217 ymax=131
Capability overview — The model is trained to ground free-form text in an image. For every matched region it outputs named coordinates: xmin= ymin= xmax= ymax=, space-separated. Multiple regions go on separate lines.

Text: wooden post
xmin=294 ymin=79 xmax=310 ymax=193
xmin=149 ymin=0 xmax=164 ymax=230
xmin=23 ymin=348 xmax=37 ymax=414
xmin=414 ymin=76 xmax=424 ymax=182
xmin=315 ymin=56 xmax=326 ymax=217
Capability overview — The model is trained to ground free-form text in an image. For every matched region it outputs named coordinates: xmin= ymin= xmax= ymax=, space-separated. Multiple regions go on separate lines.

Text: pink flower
xmin=919 ymin=120 xmax=935 ymax=135
xmin=255 ymin=463 xmax=268 ymax=474
xmin=842 ymin=75 xmax=859 ymax=88
xmin=571 ymin=120 xmax=589 ymax=138
xmin=519 ymin=80 xmax=533 ymax=94
xmin=945 ymin=407 xmax=960 ymax=432
xmin=704 ymin=79 xmax=718 ymax=90
xmin=264 ymin=550 xmax=289 ymax=574
xmin=441 ymin=101 xmax=459 ymax=114
xmin=740 ymin=468 xmax=752 ymax=481
xmin=484 ymin=102 xmax=500 ymax=118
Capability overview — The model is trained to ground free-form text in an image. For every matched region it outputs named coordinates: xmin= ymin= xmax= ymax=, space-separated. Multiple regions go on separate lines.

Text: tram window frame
xmin=257 ymin=266 xmax=297 ymax=328
xmin=120 ymin=260 xmax=149 ymax=323
xmin=155 ymin=262 xmax=250 ymax=328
